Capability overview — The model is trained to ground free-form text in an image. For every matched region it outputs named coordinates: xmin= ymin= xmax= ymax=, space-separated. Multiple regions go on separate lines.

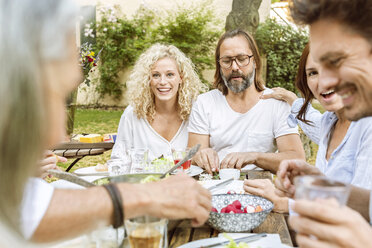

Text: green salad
xmin=146 ymin=157 xmax=174 ymax=173
xmin=223 ymin=234 xmax=251 ymax=248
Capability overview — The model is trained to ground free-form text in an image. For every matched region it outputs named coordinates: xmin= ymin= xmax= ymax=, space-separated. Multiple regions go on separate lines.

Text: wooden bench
xmin=52 ymin=142 xmax=114 ymax=171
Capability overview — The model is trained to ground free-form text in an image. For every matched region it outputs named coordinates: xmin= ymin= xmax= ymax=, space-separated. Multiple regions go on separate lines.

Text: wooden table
xmin=52 ymin=141 xmax=114 ymax=171
xmin=167 ymin=170 xmax=293 ymax=247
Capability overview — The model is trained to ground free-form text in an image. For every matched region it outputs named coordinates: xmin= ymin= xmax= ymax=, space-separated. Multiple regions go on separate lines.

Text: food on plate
xmin=212 ymin=200 xmax=263 ymax=214
xmin=94 ymin=178 xmax=110 ymax=186
xmin=140 ymin=175 xmax=161 ymax=184
xmin=95 ymin=163 xmax=108 ymax=172
xmin=148 ymin=157 xmax=174 ymax=173
xmin=140 ymin=174 xmax=169 ymax=184
xmin=223 ymin=233 xmax=251 ymax=248
xmin=199 ymin=173 xmax=213 ymax=181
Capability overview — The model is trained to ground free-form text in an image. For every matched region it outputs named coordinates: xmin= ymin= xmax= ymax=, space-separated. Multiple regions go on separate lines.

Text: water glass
xmin=107 ymin=158 xmax=131 ymax=176
xmin=125 ymin=216 xmax=168 ymax=248
xmin=294 ymin=175 xmax=351 ymax=206
xmin=129 ymin=148 xmax=149 ymax=173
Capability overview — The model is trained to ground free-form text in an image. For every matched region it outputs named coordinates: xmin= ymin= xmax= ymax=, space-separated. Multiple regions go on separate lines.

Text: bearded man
xmin=188 ymin=29 xmax=305 ymax=174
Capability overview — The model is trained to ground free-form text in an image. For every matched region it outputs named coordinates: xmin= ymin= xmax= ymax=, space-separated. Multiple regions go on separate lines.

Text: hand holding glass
xmin=294 ymin=175 xmax=351 ymax=205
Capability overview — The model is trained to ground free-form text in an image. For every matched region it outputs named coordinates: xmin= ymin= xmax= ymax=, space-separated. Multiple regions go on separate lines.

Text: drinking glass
xmin=107 ymin=158 xmax=131 ymax=176
xmin=172 ymin=148 xmax=191 ymax=173
xmin=294 ymin=175 xmax=351 ymax=205
xmin=129 ymin=148 xmax=149 ymax=173
xmin=125 ymin=216 xmax=168 ymax=248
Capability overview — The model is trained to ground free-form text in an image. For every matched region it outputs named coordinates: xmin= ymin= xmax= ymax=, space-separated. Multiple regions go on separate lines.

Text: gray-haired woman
xmin=0 ymin=0 xmax=211 ymax=245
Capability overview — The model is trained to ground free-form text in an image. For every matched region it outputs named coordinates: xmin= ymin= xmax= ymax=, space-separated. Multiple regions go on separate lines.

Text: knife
xmin=200 ymin=233 xmax=267 ymax=248
xmin=206 ymin=178 xmax=234 ymax=191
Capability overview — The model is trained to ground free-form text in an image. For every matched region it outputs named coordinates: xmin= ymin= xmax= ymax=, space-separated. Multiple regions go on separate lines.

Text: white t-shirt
xmin=20 ymin=178 xmax=54 ymax=239
xmin=111 ymin=105 xmax=189 ymax=161
xmin=188 ymin=89 xmax=298 ymax=162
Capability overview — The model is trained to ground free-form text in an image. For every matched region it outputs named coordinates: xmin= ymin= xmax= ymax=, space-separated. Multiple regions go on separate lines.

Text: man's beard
xmin=221 ymin=69 xmax=255 ymax=94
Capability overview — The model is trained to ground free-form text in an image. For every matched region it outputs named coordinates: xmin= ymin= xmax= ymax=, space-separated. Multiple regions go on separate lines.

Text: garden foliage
xmin=255 ymin=18 xmax=308 ymax=92
xmin=91 ymin=2 xmax=221 ymax=99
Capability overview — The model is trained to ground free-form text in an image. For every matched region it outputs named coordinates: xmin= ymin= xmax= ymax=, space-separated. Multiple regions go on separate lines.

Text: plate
xmin=178 ymin=233 xmax=291 ymax=248
xmin=74 ymin=166 xmax=108 ymax=175
xmin=241 ymin=164 xmax=264 ymax=171
xmin=187 ymin=165 xmax=203 ymax=177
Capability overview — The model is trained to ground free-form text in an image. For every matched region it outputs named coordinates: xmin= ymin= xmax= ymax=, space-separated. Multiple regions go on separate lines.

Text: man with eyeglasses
xmin=188 ymin=29 xmax=305 ymax=174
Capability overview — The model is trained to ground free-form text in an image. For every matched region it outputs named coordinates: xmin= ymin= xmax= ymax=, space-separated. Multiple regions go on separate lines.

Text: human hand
xmin=260 ymin=87 xmax=298 ymax=106
xmin=244 ymin=179 xmax=288 ymax=213
xmin=193 ymin=148 xmax=219 ymax=175
xmin=143 ymin=173 xmax=212 ymax=227
xmin=220 ymin=152 xmax=257 ymax=170
xmin=289 ymin=199 xmax=372 ymax=248
xmin=39 ymin=150 xmax=67 ymax=178
xmin=275 ymin=159 xmax=322 ymax=198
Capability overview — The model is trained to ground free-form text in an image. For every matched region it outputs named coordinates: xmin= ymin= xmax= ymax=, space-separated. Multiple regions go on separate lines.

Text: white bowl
xmin=219 ymin=168 xmax=240 ymax=180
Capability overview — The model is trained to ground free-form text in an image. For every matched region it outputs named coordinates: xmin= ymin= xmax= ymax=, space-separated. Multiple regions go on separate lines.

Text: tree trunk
xmin=225 ymin=0 xmax=263 ymax=35
xmin=66 ymin=89 xmax=78 ymax=135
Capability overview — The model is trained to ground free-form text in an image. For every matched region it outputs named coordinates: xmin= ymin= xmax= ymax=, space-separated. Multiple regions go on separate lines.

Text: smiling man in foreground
xmin=275 ymin=0 xmax=372 ymax=247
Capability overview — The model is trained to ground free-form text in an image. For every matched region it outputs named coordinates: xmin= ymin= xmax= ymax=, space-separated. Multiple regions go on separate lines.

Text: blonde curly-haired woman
xmin=111 ymin=43 xmax=205 ymax=161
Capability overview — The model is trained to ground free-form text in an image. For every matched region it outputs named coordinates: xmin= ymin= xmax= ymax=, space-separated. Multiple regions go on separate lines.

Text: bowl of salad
xmin=207 ymin=194 xmax=273 ymax=232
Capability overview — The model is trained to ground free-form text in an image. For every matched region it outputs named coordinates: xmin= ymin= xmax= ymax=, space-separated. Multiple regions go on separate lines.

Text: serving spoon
xmin=48 ymin=169 xmax=95 ymax=187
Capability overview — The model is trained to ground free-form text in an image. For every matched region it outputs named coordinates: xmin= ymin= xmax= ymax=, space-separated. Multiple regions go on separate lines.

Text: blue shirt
xmin=289 ymin=98 xmax=372 ymax=190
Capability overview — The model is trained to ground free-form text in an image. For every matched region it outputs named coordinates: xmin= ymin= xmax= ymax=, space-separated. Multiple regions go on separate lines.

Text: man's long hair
xmin=214 ymin=29 xmax=265 ymax=95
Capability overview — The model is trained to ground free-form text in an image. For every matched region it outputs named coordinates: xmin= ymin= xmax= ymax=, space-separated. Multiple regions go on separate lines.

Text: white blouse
xmin=111 ymin=105 xmax=189 ymax=161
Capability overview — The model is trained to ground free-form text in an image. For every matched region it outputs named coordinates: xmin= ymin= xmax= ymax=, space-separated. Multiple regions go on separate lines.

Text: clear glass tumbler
xmin=129 ymin=148 xmax=149 ymax=173
xmin=294 ymin=175 xmax=351 ymax=205
xmin=125 ymin=216 xmax=168 ymax=248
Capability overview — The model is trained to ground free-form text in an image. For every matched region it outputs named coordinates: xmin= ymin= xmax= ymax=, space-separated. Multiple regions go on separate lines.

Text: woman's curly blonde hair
xmin=127 ymin=43 xmax=206 ymax=122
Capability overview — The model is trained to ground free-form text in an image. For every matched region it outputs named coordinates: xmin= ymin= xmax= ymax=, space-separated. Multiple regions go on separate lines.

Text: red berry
xmin=232 ymin=200 xmax=242 ymax=210
xmin=226 ymin=205 xmax=237 ymax=213
xmin=221 ymin=207 xmax=228 ymax=213
xmin=211 ymin=207 xmax=218 ymax=213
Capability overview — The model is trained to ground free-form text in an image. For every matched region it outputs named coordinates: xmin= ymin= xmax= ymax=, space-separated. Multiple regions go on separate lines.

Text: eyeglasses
xmin=218 ymin=54 xmax=254 ymax=69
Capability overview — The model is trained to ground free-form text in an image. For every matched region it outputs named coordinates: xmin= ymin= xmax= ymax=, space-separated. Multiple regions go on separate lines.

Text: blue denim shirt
xmin=289 ymin=98 xmax=372 ymax=189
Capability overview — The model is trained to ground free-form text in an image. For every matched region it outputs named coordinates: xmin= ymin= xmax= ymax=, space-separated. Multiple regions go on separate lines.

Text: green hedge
xmin=255 ymin=18 xmax=308 ymax=92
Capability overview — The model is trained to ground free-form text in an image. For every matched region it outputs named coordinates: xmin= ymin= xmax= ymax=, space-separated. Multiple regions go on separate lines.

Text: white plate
xmin=199 ymin=180 xmax=245 ymax=194
xmin=178 ymin=233 xmax=291 ymax=248
xmin=74 ymin=166 xmax=108 ymax=175
xmin=241 ymin=164 xmax=264 ymax=171
xmin=187 ymin=165 xmax=203 ymax=177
